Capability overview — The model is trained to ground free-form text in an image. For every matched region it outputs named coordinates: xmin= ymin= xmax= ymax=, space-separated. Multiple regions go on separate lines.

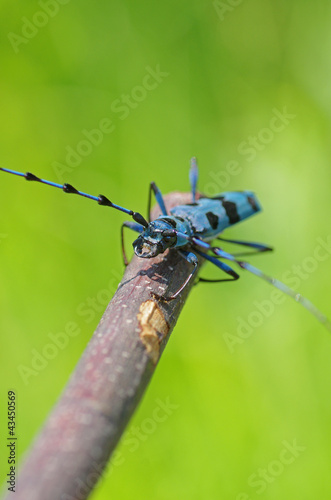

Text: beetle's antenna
xmin=236 ymin=260 xmax=331 ymax=332
xmin=171 ymin=230 xmax=331 ymax=333
xmin=0 ymin=168 xmax=149 ymax=227
xmin=189 ymin=157 xmax=199 ymax=203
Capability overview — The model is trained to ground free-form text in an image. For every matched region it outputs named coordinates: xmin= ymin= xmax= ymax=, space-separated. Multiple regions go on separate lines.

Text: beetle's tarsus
xmin=150 ymin=292 xmax=174 ymax=303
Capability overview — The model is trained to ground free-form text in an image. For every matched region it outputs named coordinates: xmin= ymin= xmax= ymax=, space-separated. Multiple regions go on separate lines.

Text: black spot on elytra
xmin=214 ymin=196 xmax=240 ymax=224
xmin=247 ymin=196 xmax=259 ymax=212
xmin=223 ymin=201 xmax=240 ymax=224
xmin=206 ymin=211 xmax=219 ymax=230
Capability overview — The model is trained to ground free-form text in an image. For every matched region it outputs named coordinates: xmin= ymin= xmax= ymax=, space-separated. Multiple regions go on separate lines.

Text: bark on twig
xmin=5 ymin=192 xmax=203 ymax=500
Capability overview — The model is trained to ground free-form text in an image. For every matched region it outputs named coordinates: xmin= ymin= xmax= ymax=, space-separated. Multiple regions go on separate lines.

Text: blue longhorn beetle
xmin=1 ymin=159 xmax=330 ymax=332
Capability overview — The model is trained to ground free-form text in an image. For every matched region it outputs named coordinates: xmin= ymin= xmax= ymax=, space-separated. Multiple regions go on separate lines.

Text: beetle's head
xmin=133 ymin=220 xmax=177 ymax=258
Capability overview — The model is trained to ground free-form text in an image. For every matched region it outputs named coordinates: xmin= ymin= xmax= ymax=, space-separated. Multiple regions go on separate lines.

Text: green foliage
xmin=1 ymin=1 xmax=331 ymax=498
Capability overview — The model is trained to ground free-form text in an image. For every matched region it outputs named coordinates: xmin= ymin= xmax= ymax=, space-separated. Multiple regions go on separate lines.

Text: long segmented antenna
xmin=0 ymin=168 xmax=149 ymax=227
xmin=211 ymin=246 xmax=331 ymax=333
xmin=162 ymin=229 xmax=331 ymax=333
xmin=238 ymin=261 xmax=331 ymax=332
xmin=189 ymin=157 xmax=198 ymax=203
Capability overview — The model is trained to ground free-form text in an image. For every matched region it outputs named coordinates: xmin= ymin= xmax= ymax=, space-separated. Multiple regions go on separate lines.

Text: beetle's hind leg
xmin=216 ymin=236 xmax=273 ymax=257
xmin=194 ymin=248 xmax=240 ymax=283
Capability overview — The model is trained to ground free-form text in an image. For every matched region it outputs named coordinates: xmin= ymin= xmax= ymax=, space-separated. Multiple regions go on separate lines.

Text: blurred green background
xmin=1 ymin=1 xmax=331 ymax=499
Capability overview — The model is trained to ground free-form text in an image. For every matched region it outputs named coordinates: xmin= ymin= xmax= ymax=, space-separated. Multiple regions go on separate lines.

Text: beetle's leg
xmin=152 ymin=250 xmax=198 ymax=302
xmin=147 ymin=182 xmax=167 ymax=221
xmin=121 ymin=221 xmax=144 ymax=266
xmin=194 ymin=248 xmax=240 ymax=283
xmin=216 ymin=236 xmax=273 ymax=257
xmin=189 ymin=157 xmax=199 ymax=203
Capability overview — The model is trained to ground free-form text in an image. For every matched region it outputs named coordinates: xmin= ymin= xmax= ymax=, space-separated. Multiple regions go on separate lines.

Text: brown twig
xmin=5 ymin=192 xmax=204 ymax=500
